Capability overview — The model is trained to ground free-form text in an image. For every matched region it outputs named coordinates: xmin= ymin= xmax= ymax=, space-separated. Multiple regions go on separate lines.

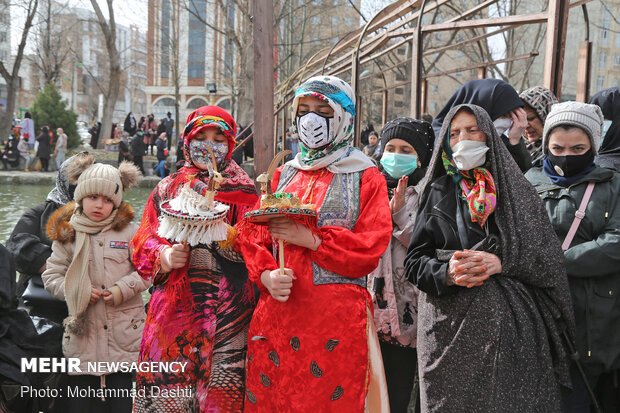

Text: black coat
xmin=131 ymin=135 xmax=145 ymax=157
xmin=0 ymin=244 xmax=64 ymax=413
xmin=405 ymin=175 xmax=496 ymax=295
xmin=124 ymin=115 xmax=137 ymax=136
xmin=36 ymin=133 xmax=51 ymax=159
xmin=6 ymin=202 xmax=59 ymax=296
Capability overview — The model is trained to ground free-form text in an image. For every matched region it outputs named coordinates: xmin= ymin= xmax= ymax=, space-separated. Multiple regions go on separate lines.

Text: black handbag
xmin=22 ymin=275 xmax=68 ymax=324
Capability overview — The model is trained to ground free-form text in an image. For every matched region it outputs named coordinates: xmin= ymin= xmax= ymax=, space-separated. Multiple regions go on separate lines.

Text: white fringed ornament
xmin=157 ymin=179 xmax=230 ymax=246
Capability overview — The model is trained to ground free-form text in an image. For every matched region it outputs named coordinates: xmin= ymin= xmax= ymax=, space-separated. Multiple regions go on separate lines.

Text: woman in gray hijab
xmin=405 ymin=104 xmax=575 ymax=412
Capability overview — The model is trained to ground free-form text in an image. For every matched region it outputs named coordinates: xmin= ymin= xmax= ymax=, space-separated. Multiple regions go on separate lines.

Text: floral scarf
xmin=441 ymin=149 xmax=497 ymax=227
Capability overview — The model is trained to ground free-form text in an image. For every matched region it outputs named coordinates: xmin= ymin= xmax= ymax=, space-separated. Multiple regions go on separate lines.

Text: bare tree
xmin=0 ymin=0 xmax=39 ymax=137
xmin=88 ymin=0 xmax=121 ymax=148
xmin=33 ymin=0 xmax=71 ymax=85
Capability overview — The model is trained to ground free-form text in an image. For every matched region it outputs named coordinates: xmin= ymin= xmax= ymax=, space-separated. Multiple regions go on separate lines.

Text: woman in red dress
xmin=239 ymin=76 xmax=392 ymax=412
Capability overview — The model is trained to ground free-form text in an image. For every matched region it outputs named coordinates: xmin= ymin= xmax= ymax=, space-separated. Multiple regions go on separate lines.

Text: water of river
xmin=0 ymin=185 xmax=154 ymax=244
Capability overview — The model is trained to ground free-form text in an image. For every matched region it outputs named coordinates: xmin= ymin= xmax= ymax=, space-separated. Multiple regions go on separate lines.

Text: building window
xmin=432 ymin=84 xmax=439 ymax=93
xmin=310 ymin=16 xmax=320 ymax=26
xmin=616 ymin=33 xmax=620 ymax=48
xmin=431 ymin=102 xmax=438 ymax=112
xmin=394 ymin=101 xmax=404 ymax=108
xmin=187 ymin=0 xmax=207 ymax=79
xmin=456 ymin=71 xmax=462 ymax=77
xmin=615 ymin=54 xmax=620 ymax=66
xmin=332 ymin=17 xmax=339 ymax=26
xmin=0 ymin=32 xmax=6 ymax=42
xmin=187 ymin=97 xmax=209 ymax=109
xmin=395 ymin=87 xmax=404 ymax=95
xmin=456 ymin=50 xmax=464 ymax=60
xmin=599 ymin=51 xmax=607 ymax=69
xmin=597 ymin=76 xmax=605 ymax=91
xmin=397 ymin=47 xmax=406 ymax=55
xmin=613 ymin=78 xmax=620 ymax=88
xmin=160 ymin=0 xmax=171 ymax=78
xmin=312 ymin=0 xmax=321 ymax=5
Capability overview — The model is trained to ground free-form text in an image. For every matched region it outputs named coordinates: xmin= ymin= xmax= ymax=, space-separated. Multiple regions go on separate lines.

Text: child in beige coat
xmin=43 ymin=155 xmax=149 ymax=412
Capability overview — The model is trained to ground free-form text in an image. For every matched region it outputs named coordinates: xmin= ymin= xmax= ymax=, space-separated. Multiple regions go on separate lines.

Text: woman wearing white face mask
xmin=405 ymin=104 xmax=575 ymax=412
xmin=368 ymin=118 xmax=434 ymax=412
xmin=431 ymin=78 xmax=531 ymax=172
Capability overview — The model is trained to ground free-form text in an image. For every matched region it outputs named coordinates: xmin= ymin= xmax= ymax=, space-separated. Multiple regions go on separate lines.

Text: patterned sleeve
xmin=131 ymin=181 xmax=173 ymax=281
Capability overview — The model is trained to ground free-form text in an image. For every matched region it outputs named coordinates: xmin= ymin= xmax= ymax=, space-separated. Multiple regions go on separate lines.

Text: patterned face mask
xmin=189 ymin=139 xmax=228 ymax=168
xmin=296 ymin=112 xmax=336 ymax=148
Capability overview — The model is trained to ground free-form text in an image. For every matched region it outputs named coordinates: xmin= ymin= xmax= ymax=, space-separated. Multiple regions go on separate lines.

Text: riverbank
xmin=0 ymin=169 xmax=162 ymax=188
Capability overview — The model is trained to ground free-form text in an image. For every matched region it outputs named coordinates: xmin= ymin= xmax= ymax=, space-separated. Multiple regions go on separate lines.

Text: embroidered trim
xmin=278 ymin=165 xmax=364 ymax=287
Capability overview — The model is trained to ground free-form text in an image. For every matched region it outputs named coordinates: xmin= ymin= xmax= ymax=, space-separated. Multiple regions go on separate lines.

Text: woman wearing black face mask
xmin=526 ymin=101 xmax=620 ymax=413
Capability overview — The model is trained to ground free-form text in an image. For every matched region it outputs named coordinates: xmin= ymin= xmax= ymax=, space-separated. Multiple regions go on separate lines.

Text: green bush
xmin=31 ymin=83 xmax=80 ymax=148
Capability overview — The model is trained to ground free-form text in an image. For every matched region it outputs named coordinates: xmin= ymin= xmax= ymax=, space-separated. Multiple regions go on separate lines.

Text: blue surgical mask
xmin=189 ymin=140 xmax=228 ymax=168
xmin=602 ymin=120 xmax=612 ymax=146
xmin=380 ymin=152 xmax=418 ymax=179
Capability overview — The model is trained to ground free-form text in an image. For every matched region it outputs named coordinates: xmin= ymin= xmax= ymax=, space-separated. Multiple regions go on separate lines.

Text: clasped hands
xmin=447 ymin=250 xmax=502 ymax=288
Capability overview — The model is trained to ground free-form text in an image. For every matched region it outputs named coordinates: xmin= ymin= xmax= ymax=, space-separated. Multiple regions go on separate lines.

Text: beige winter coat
xmin=42 ymin=202 xmax=150 ymax=375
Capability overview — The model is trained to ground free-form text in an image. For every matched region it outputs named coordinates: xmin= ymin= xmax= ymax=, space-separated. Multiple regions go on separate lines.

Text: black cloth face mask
xmin=546 ymin=149 xmax=594 ymax=177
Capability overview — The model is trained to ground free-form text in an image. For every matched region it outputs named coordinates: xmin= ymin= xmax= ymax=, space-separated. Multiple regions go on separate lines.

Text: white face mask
xmin=451 ymin=140 xmax=489 ymax=171
xmin=493 ymin=117 xmax=512 ymax=136
xmin=296 ymin=112 xmax=335 ymax=148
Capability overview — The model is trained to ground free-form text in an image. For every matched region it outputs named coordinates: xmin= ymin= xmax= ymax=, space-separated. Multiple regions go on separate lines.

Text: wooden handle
xmin=278 ymin=240 xmax=285 ymax=275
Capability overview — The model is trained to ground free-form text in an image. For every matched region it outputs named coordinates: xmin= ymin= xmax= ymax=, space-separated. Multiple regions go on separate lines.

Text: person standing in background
xmin=36 ymin=126 xmax=52 ymax=172
xmin=54 ymin=128 xmax=67 ymax=170
xmin=124 ymin=112 xmax=137 ymax=137
xmin=130 ymin=131 xmax=145 ymax=175
xmin=164 ymin=111 xmax=174 ymax=151
xmin=89 ymin=121 xmax=101 ymax=149
xmin=154 ymin=132 xmax=168 ymax=179
xmin=17 ymin=130 xmax=34 ymax=171
xmin=20 ymin=112 xmax=35 ymax=150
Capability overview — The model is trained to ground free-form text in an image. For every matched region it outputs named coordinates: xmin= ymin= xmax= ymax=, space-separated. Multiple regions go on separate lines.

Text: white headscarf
xmin=287 ymin=75 xmax=375 ymax=173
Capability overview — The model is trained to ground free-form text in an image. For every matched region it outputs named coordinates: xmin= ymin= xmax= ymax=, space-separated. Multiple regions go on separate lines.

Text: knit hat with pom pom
xmin=72 ymin=161 xmax=141 ymax=207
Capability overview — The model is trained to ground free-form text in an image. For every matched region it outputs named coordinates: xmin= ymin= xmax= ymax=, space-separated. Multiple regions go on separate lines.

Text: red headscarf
xmin=182 ymin=105 xmax=237 ymax=165
xmin=177 ymin=106 xmax=257 ymax=212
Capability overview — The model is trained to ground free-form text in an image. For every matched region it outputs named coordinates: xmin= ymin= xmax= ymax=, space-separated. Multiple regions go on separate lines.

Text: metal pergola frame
xmin=248 ymin=0 xmax=592 ymax=175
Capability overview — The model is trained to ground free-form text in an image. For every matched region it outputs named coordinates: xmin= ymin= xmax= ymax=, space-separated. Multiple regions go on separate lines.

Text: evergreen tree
xmin=31 ymin=83 xmax=80 ymax=148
